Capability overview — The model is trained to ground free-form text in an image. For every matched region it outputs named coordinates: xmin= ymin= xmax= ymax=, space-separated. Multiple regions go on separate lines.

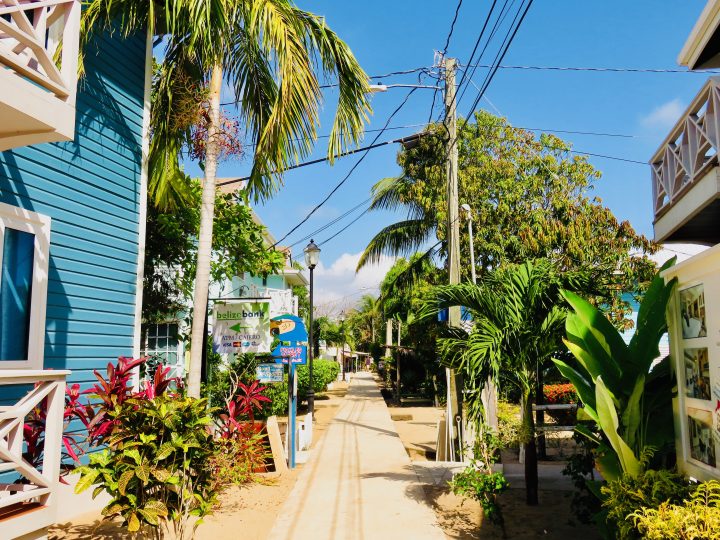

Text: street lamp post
xmin=460 ymin=204 xmax=476 ymax=285
xmin=461 ymin=204 xmax=498 ymax=433
xmin=304 ymin=239 xmax=321 ymax=417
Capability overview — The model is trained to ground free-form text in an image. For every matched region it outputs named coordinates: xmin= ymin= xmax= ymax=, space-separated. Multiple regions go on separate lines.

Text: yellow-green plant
xmin=632 ymin=480 xmax=720 ymax=540
xmin=553 ymin=259 xmax=677 ymax=480
xmin=75 ymin=395 xmax=218 ymax=539
xmin=601 ymin=470 xmax=692 ymax=540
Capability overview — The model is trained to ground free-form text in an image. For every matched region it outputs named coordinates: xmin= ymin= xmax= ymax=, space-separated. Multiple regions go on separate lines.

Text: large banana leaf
xmin=553 ymin=357 xmax=598 ymax=423
xmin=595 ymin=377 xmax=642 ymax=478
xmin=562 ymin=291 xmax=626 ymax=393
xmin=627 ymin=259 xmax=677 ymax=377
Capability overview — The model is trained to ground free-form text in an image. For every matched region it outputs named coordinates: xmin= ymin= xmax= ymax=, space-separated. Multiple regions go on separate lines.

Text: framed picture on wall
xmin=688 ymin=410 xmax=716 ymax=468
xmin=684 ymin=347 xmax=711 ymax=400
xmin=680 ymin=284 xmax=707 ymax=339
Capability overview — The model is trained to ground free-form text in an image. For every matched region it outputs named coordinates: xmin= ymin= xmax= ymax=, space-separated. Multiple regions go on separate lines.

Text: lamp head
xmin=460 ymin=203 xmax=472 ymax=219
xmin=304 ymin=239 xmax=321 ymax=269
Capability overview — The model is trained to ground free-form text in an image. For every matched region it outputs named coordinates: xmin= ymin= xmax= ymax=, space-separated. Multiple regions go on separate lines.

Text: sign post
xmin=271 ymin=314 xmax=308 ymax=469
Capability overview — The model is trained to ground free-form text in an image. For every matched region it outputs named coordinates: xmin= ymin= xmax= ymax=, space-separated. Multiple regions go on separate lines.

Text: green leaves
xmin=595 ymin=377 xmax=642 ymax=479
xmin=77 ymin=394 xmax=219 ymax=536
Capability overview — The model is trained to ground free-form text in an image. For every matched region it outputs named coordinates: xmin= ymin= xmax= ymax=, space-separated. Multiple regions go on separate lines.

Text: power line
xmin=442 ymin=0 xmax=464 ymax=54
xmin=454 ymin=0 xmax=510 ymax=112
xmin=272 ymin=88 xmax=419 ymax=247
xmin=310 ymin=63 xmax=720 ymax=93
xmin=217 ymin=133 xmax=416 ymax=189
xmin=463 ymin=64 xmax=720 ymax=73
xmin=463 ymin=0 xmax=534 ymax=121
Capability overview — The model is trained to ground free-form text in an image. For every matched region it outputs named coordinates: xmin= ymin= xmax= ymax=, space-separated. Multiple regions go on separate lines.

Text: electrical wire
xmin=462 ymin=64 xmax=720 ymax=73
xmin=442 ymin=0 xmax=464 ymax=54
xmin=271 ymin=88 xmax=419 ymax=247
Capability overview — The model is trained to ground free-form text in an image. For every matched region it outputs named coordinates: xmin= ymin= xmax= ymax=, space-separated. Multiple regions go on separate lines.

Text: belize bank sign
xmin=213 ymin=301 xmax=271 ymax=354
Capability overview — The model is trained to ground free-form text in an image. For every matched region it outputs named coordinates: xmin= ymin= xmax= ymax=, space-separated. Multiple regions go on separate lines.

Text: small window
xmin=0 ymin=229 xmax=35 ymax=360
xmin=142 ymin=322 xmax=182 ymax=373
xmin=0 ymin=203 xmax=51 ymax=370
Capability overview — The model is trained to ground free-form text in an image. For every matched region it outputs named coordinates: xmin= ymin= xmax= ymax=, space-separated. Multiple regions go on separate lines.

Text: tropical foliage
xmin=631 ymin=480 xmax=720 ymax=540
xmin=82 ymin=0 xmax=371 ymax=207
xmin=430 ymin=259 xmax=587 ymax=505
xmin=75 ymin=396 xmax=218 ymax=539
xmin=601 ymin=470 xmax=692 ymax=540
xmin=359 ymin=111 xmax=656 ymax=326
xmin=553 ymin=260 xmax=677 ymax=481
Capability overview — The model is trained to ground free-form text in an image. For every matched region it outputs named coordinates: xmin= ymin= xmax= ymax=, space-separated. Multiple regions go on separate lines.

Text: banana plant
xmin=553 ymin=258 xmax=677 ymax=480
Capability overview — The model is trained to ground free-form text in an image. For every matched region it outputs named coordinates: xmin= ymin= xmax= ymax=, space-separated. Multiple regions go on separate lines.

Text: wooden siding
xmin=0 ymin=31 xmax=146 ymax=391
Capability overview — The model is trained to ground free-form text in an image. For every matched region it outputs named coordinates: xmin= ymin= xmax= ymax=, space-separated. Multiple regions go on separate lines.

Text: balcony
xmin=0 ymin=370 xmax=69 ymax=539
xmin=650 ymin=77 xmax=720 ymax=244
xmin=0 ymin=0 xmax=80 ymax=151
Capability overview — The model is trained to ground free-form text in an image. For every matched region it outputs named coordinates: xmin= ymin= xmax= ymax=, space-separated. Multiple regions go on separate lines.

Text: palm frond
xmin=357 ymin=219 xmax=435 ymax=270
xmin=378 ymin=244 xmax=439 ymax=307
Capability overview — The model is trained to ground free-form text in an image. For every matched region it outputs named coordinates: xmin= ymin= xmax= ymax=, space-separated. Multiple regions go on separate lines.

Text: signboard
xmin=273 ymin=345 xmax=307 ymax=365
xmin=213 ymin=301 xmax=271 ymax=354
xmin=256 ymin=363 xmax=284 ymax=383
xmin=270 ymin=313 xmax=308 ymax=342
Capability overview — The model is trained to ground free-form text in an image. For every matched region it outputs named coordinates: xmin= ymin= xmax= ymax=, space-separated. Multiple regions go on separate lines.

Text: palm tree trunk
xmin=521 ymin=389 xmax=539 ymax=505
xmin=187 ymin=64 xmax=223 ymax=398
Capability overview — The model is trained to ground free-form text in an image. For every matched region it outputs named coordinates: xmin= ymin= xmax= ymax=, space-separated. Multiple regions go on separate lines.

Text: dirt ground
xmin=389 ymin=405 xmax=602 ymax=540
xmin=49 ymin=382 xmax=348 ymax=540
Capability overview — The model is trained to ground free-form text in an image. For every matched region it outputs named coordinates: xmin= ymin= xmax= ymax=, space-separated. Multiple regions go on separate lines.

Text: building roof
xmin=679 ymin=0 xmax=720 ymax=69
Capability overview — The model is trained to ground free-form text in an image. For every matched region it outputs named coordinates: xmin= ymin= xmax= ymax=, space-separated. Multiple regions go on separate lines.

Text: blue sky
xmin=187 ymin=1 xmax=712 ymax=312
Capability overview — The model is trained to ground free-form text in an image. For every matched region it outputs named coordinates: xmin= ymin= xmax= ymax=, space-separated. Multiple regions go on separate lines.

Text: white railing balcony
xmin=651 ymin=77 xmax=720 ymax=244
xmin=0 ymin=370 xmax=69 ymax=539
xmin=0 ymin=0 xmax=80 ymax=151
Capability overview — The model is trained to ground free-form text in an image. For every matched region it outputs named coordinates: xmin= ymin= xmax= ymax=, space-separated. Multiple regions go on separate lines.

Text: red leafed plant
xmin=543 ymin=383 xmax=578 ymax=425
xmin=543 ymin=383 xmax=578 ymax=404
xmin=23 ymin=382 xmax=93 ymax=477
xmin=217 ymin=380 xmax=270 ymax=439
xmin=87 ymin=357 xmax=179 ymax=445
xmin=213 ymin=380 xmax=272 ymax=484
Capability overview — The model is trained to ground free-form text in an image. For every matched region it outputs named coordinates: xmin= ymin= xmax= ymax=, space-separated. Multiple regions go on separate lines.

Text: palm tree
xmin=429 ymin=260 xmax=583 ymax=505
xmin=82 ymin=0 xmax=370 ymax=397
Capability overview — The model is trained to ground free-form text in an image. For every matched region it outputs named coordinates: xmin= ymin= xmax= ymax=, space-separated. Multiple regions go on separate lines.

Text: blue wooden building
xmin=0 ymin=2 xmax=150 ymax=535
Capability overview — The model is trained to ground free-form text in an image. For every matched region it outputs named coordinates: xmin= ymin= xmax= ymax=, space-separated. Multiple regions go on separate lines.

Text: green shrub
xmin=497 ymin=400 xmax=522 ymax=450
xmin=75 ymin=395 xmax=219 ymax=539
xmin=601 ymin=470 xmax=693 ymax=539
xmin=450 ymin=467 xmax=508 ymax=527
xmin=259 ymin=379 xmax=289 ymax=417
xmin=297 ymin=359 xmax=339 ymax=399
xmin=631 ymin=480 xmax=720 ymax=539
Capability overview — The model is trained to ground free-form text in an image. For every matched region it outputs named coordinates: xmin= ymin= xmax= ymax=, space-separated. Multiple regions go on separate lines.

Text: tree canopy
xmin=142 ymin=182 xmax=284 ymax=323
xmin=359 ymin=111 xmax=657 ymax=325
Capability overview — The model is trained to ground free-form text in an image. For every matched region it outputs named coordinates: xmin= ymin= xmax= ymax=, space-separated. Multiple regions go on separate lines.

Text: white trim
xmin=679 ymin=0 xmax=720 ymax=69
xmin=132 ymin=29 xmax=152 ymax=366
xmin=0 ymin=202 xmax=51 ymax=370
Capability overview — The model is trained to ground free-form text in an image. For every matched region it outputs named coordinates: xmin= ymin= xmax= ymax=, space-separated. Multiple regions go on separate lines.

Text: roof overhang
xmin=282 ymin=268 xmax=308 ymax=287
xmin=679 ymin=0 xmax=720 ymax=69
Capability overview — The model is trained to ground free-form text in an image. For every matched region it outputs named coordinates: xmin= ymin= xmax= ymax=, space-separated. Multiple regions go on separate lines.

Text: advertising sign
xmin=213 ymin=301 xmax=271 ymax=354
xmin=273 ymin=345 xmax=307 ymax=365
xmin=256 ymin=363 xmax=284 ymax=383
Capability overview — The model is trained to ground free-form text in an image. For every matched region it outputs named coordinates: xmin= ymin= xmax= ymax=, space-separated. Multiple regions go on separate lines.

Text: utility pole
xmin=444 ymin=56 xmax=463 ymax=460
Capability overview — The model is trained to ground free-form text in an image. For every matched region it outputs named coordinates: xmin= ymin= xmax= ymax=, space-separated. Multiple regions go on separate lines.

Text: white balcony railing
xmin=0 ymin=0 xmax=79 ymax=102
xmin=0 ymin=0 xmax=80 ymax=150
xmin=650 ymin=77 xmax=720 ymax=243
xmin=0 ymin=370 xmax=69 ymax=539
xmin=651 ymin=77 xmax=720 ymax=217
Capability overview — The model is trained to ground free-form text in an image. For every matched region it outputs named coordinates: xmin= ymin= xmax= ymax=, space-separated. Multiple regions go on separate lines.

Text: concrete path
xmin=269 ymin=372 xmax=446 ymax=540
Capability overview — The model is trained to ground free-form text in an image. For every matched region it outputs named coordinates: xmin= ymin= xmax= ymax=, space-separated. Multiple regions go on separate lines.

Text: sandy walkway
xmin=268 ymin=372 xmax=445 ymax=540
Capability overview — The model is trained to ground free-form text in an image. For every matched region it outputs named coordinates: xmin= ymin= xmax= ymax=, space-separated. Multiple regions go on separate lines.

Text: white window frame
xmin=0 ymin=202 xmax=51 ymax=370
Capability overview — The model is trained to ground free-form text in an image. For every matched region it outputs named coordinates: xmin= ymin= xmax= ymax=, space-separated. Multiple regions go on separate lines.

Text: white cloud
xmin=640 ymin=99 xmax=685 ymax=131
xmin=309 ymin=252 xmax=396 ymax=317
